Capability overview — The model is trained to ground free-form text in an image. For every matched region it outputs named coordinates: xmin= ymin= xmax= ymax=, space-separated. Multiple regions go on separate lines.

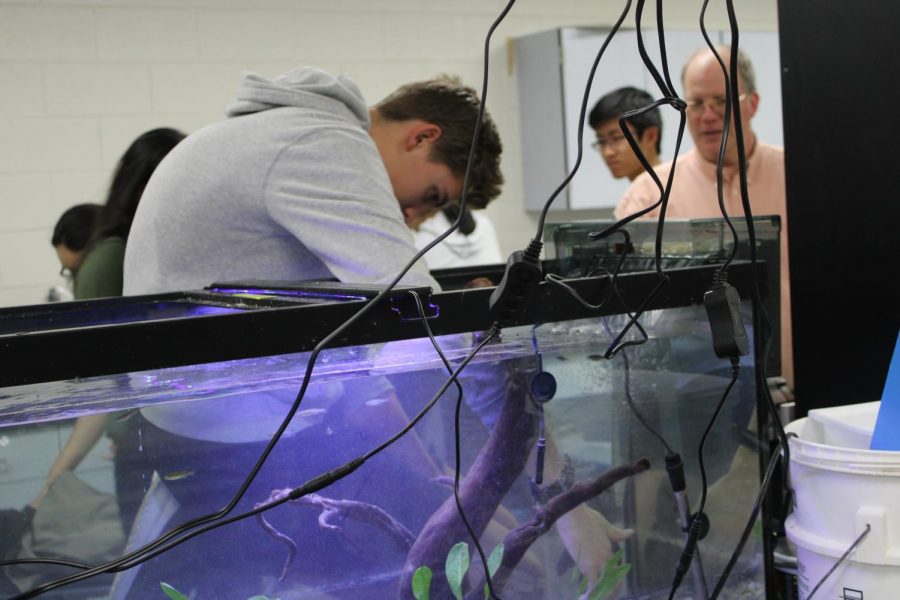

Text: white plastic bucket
xmin=784 ymin=402 xmax=900 ymax=599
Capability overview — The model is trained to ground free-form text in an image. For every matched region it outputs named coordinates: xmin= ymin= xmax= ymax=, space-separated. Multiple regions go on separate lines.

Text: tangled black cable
xmin=531 ymin=0 xmax=634 ymax=245
xmin=544 ymin=0 xmax=691 ymax=360
xmin=667 ymin=358 xmax=741 ymax=600
xmin=696 ymin=1 xmax=792 ymax=597
xmin=409 ymin=291 xmax=502 ymax=600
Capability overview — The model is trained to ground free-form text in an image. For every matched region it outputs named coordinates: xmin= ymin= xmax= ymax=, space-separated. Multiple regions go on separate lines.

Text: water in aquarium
xmin=0 ymin=306 xmax=765 ymax=599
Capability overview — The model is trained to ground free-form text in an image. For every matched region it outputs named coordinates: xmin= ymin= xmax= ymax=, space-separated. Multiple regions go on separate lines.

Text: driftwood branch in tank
xmin=253 ymin=293 xmax=648 ymax=599
xmin=399 ymin=358 xmax=540 ymax=600
xmin=464 ymin=458 xmax=650 ymax=600
xmin=256 ymin=489 xmax=417 ymax=581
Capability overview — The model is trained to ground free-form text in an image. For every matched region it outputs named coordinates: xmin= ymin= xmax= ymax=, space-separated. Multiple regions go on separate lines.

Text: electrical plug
xmin=489 ymin=240 xmax=543 ymax=326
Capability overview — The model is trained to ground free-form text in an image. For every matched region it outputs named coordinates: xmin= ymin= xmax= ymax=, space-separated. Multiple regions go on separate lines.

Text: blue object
xmin=871 ymin=330 xmax=900 ymax=451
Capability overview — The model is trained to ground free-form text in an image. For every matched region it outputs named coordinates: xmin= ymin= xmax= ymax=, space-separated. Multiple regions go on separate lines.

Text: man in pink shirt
xmin=614 ymin=46 xmax=793 ymax=386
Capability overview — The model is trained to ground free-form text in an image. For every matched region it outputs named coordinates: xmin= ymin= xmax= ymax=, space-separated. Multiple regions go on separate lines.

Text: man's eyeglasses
xmin=685 ymin=93 xmax=747 ymax=115
xmin=591 ymin=133 xmax=629 ymax=151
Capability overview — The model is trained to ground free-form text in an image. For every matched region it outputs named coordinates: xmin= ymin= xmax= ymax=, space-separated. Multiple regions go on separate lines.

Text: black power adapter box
xmin=703 ymin=283 xmax=749 ymax=358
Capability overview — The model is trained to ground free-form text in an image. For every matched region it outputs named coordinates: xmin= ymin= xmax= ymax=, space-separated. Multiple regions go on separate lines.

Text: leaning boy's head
xmin=375 ymin=76 xmax=503 ymax=210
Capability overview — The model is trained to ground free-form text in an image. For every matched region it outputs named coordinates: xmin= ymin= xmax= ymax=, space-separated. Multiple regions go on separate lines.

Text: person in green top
xmin=74 ymin=128 xmax=187 ymax=300
xmin=34 ymin=128 xmax=186 ymax=533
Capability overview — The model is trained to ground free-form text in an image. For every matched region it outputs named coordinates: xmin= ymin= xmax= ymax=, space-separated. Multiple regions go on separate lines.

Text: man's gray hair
xmin=682 ymin=45 xmax=756 ymax=93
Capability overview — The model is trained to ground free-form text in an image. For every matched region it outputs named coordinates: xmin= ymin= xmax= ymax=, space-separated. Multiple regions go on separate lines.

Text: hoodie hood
xmin=225 ymin=67 xmax=370 ymax=128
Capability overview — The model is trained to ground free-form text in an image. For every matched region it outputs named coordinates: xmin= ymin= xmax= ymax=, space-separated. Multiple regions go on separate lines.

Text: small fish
xmin=162 ymin=469 xmax=195 ymax=481
xmin=364 ymin=397 xmax=390 ymax=407
xmin=294 ymin=408 xmax=326 ymax=420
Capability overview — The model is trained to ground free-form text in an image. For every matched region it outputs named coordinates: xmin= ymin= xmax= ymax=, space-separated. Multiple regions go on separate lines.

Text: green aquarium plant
xmin=161 ymin=581 xmax=277 ymax=600
xmin=410 ymin=543 xmax=628 ymax=599
xmin=411 ymin=541 xmax=503 ymax=600
xmin=567 ymin=549 xmax=631 ymax=599
xmin=159 ymin=583 xmax=188 ymax=600
xmin=411 ymin=565 xmax=433 ymax=600
xmin=586 ymin=549 xmax=631 ymax=600
xmin=445 ymin=541 xmax=470 ymax=600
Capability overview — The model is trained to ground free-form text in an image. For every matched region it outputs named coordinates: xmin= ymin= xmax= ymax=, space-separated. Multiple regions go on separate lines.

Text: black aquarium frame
xmin=0 ymin=262 xmax=764 ymax=388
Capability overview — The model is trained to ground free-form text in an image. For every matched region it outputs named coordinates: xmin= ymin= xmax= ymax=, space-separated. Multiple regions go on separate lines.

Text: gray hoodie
xmin=124 ymin=67 xmax=436 ymax=298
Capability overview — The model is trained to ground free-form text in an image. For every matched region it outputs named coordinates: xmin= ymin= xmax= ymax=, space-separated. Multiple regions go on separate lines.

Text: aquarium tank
xmin=0 ymin=264 xmax=775 ymax=599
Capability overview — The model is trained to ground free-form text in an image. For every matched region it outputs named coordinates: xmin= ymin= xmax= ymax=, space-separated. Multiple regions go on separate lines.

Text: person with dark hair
xmin=73 ymin=128 xmax=186 ymax=299
xmin=32 ymin=128 xmax=185 ymax=534
xmin=588 ymin=86 xmax=662 ymax=181
xmin=49 ymin=203 xmax=103 ymax=301
xmin=47 ymin=203 xmax=103 ymax=301
xmin=51 ymin=203 xmax=102 ymax=275
xmin=373 ymin=75 xmax=503 ymax=210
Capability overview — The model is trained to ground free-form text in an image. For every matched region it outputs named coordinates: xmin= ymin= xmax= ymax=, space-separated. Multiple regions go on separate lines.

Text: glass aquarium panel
xmin=0 ymin=303 xmax=764 ymax=599
xmin=545 ymin=215 xmax=781 ymax=377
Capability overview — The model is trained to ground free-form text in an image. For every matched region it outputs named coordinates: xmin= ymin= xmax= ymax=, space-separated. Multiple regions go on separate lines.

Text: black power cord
xmin=490 ymin=0 xmax=634 ymax=327
xmin=696 ymin=1 xmax=793 ymax=597
xmin=545 ymin=234 xmax=651 ymax=358
xmin=410 ymin=291 xmax=502 ymax=600
xmin=710 ymin=435 xmax=785 ymax=598
xmin=668 ymin=357 xmax=741 ymax=600
xmin=599 ymin=314 xmax=671 ymax=457
xmin=719 ymin=0 xmax=793 ymax=523
xmin=548 ymin=0 xmax=692 ymax=359
xmin=664 ymin=0 xmax=792 ymax=595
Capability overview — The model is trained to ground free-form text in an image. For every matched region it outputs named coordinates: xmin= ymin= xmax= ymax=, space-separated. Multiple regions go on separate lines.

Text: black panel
xmin=778 ymin=0 xmax=900 ymax=414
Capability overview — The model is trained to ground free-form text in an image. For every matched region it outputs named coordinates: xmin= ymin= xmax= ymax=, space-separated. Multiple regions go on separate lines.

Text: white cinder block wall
xmin=0 ymin=0 xmax=776 ymax=307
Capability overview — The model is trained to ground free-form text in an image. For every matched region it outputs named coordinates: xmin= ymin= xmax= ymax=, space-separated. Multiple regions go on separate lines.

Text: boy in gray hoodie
xmin=118 ymin=68 xmax=504 ymax=598
xmin=125 ymin=68 xmax=502 ymax=298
